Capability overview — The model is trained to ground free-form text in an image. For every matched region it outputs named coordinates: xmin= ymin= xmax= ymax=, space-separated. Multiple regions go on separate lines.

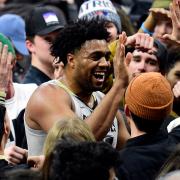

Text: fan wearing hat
xmin=0 ymin=14 xmax=30 ymax=82
xmin=23 ymin=5 xmax=67 ymax=85
xmin=78 ymin=0 xmax=122 ymax=93
xmin=116 ymin=72 xmax=180 ymax=180
xmin=78 ymin=0 xmax=121 ymax=43
xmin=0 ymin=14 xmax=29 ymax=58
xmin=0 ymin=33 xmax=37 ymax=165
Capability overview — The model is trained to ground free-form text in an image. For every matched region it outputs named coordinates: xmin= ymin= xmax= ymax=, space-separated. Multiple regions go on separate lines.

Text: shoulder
xmin=25 ymin=81 xmax=74 ymax=131
xmin=26 ymin=81 xmax=72 ymax=116
xmin=28 ymin=81 xmax=71 ymax=106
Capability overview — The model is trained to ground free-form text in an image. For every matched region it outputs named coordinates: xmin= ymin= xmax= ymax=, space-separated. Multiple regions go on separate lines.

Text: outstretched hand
xmin=0 ymin=43 xmax=13 ymax=92
xmin=113 ymin=32 xmax=129 ymax=88
xmin=149 ymin=7 xmax=171 ymax=20
xmin=162 ymin=0 xmax=180 ymax=48
xmin=126 ymin=33 xmax=154 ymax=51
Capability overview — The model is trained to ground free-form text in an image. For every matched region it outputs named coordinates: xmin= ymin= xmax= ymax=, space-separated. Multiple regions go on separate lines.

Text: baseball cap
xmin=25 ymin=6 xmax=66 ymax=37
xmin=0 ymin=33 xmax=16 ymax=58
xmin=0 ymin=14 xmax=29 ymax=56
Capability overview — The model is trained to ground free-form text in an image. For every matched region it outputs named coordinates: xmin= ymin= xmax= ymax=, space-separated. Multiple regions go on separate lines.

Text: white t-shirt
xmin=5 ymin=83 xmax=37 ymax=146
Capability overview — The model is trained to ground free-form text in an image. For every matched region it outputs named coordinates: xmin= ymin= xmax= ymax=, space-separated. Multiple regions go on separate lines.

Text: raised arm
xmin=0 ymin=43 xmax=12 ymax=94
xmin=85 ymin=32 xmax=129 ymax=140
xmin=0 ymin=43 xmax=28 ymax=165
xmin=162 ymin=0 xmax=180 ymax=47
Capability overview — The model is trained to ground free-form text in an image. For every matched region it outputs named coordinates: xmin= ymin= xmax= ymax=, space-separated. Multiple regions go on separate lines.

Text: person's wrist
xmin=142 ymin=13 xmax=156 ymax=32
xmin=140 ymin=23 xmax=154 ymax=35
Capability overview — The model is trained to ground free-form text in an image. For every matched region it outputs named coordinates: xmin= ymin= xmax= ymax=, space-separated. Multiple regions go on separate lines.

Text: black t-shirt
xmin=23 ymin=65 xmax=51 ymax=85
xmin=117 ymin=125 xmax=180 ymax=180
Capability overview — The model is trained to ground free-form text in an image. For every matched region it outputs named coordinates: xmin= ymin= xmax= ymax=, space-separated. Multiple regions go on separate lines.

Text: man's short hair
xmin=51 ymin=18 xmax=109 ymax=66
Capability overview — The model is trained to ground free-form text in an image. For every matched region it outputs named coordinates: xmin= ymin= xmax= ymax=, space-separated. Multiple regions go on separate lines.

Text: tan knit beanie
xmin=125 ymin=72 xmax=173 ymax=120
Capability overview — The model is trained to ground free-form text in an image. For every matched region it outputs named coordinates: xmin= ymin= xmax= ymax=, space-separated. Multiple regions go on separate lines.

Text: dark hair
xmin=154 ymin=39 xmax=168 ymax=75
xmin=51 ymin=18 xmax=109 ymax=66
xmin=165 ymin=49 xmax=180 ymax=74
xmin=44 ymin=138 xmax=120 ymax=180
xmin=3 ymin=169 xmax=41 ymax=180
xmin=0 ymin=105 xmax=6 ymax=143
xmin=131 ymin=112 xmax=164 ymax=133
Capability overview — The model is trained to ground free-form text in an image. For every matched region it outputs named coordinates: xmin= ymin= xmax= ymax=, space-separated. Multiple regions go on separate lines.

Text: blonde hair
xmin=43 ymin=117 xmax=95 ymax=157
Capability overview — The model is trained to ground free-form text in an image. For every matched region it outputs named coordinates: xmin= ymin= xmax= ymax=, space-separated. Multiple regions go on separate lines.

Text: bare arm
xmin=25 ymin=84 xmax=76 ymax=132
xmin=0 ymin=44 xmax=12 ymax=93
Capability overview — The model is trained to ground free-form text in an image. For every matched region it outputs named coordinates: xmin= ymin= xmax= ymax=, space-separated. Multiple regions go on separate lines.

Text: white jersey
xmin=51 ymin=80 xmax=118 ymax=148
xmin=5 ymin=83 xmax=37 ymax=146
xmin=25 ymin=80 xmax=118 ymax=156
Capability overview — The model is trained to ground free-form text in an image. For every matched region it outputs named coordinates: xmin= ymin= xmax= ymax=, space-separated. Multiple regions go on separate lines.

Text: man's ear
xmin=125 ymin=52 xmax=132 ymax=66
xmin=26 ymin=40 xmax=34 ymax=54
xmin=124 ymin=104 xmax=131 ymax=118
xmin=67 ymin=53 xmax=75 ymax=69
xmin=124 ymin=104 xmax=132 ymax=133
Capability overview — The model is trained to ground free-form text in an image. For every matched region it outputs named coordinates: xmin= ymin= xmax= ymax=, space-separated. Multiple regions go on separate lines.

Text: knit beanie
xmin=125 ymin=72 xmax=173 ymax=121
xmin=0 ymin=33 xmax=16 ymax=58
xmin=78 ymin=0 xmax=121 ymax=33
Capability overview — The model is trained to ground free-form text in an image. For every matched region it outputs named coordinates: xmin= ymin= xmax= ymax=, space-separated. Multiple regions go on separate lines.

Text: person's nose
xmin=137 ymin=61 xmax=146 ymax=72
xmin=158 ymin=23 xmax=167 ymax=36
xmin=99 ymin=57 xmax=110 ymax=68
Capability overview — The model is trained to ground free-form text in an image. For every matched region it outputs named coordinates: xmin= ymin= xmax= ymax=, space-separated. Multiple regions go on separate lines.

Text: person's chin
xmin=92 ymin=84 xmax=104 ymax=91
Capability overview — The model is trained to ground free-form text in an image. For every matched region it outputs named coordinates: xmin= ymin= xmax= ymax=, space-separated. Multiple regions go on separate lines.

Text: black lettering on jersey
xmin=110 ymin=122 xmax=116 ymax=132
xmin=83 ymin=114 xmax=88 ymax=120
xmin=103 ymin=135 xmax=113 ymax=145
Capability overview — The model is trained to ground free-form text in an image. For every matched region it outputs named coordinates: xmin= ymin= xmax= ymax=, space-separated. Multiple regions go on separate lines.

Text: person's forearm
xmin=138 ymin=13 xmax=155 ymax=33
xmin=85 ymin=81 xmax=125 ymax=140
